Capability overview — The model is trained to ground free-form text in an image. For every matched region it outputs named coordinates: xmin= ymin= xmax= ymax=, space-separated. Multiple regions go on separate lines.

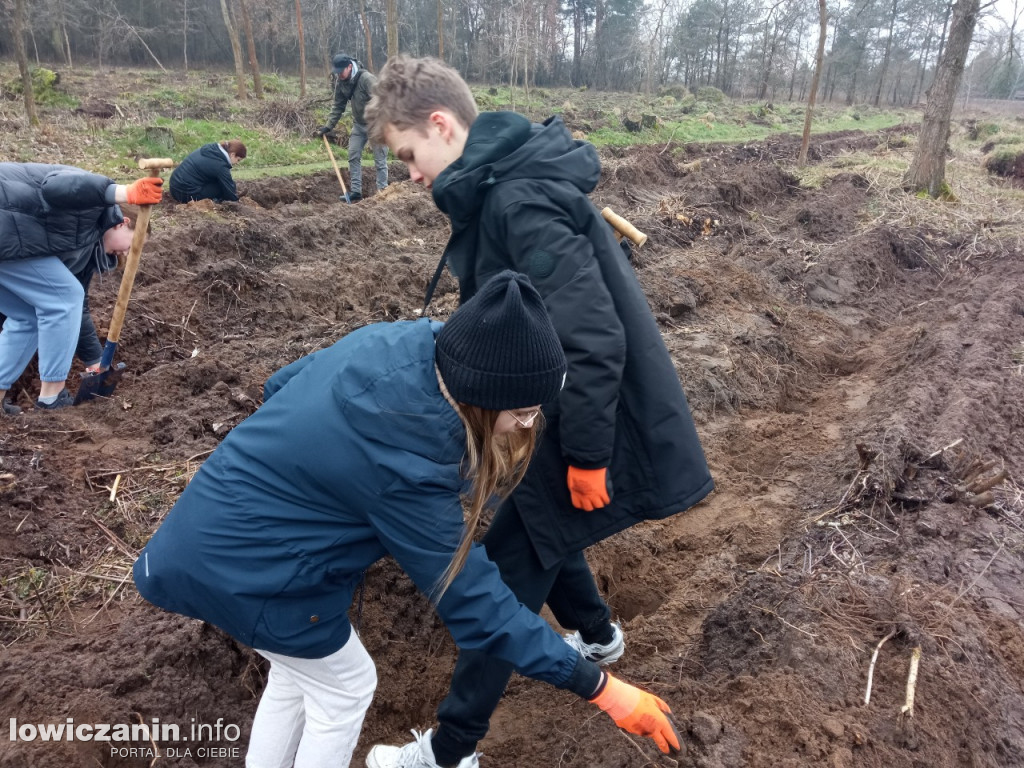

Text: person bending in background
xmin=315 ymin=54 xmax=388 ymax=202
xmin=365 ymin=56 xmax=713 ymax=768
xmin=133 ymin=271 xmax=680 ymax=768
xmin=169 ymin=139 xmax=246 ymax=203
xmin=0 ymin=164 xmax=162 ymax=413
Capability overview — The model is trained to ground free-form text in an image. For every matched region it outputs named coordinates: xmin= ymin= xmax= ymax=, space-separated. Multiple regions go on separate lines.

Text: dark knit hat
xmin=436 ymin=271 xmax=566 ymax=410
xmin=332 ymin=54 xmax=354 ymax=73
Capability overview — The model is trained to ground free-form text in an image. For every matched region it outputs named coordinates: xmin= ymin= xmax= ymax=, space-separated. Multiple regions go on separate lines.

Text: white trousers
xmin=246 ymin=632 xmax=377 ymax=768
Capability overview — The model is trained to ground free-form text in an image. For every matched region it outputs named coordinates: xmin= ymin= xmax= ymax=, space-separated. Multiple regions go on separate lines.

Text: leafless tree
xmin=7 ymin=0 xmax=39 ymax=127
xmin=238 ymin=0 xmax=264 ymax=98
xmin=799 ymin=0 xmax=827 ymax=165
xmin=358 ymin=0 xmax=375 ymax=70
xmin=220 ymin=0 xmax=248 ymax=99
xmin=295 ymin=0 xmax=307 ymax=96
xmin=904 ymin=0 xmax=981 ymax=196
xmin=387 ymin=0 xmax=398 ymax=57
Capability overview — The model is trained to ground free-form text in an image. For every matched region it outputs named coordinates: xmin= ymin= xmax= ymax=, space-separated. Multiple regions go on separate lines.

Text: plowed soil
xmin=3 ymin=126 xmax=1024 ymax=768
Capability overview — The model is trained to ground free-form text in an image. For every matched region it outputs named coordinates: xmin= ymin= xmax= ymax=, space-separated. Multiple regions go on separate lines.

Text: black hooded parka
xmin=431 ymin=113 xmax=714 ymax=568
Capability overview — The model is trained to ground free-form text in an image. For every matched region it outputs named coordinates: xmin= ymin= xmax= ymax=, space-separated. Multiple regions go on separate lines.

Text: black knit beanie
xmin=436 ymin=270 xmax=566 ymax=410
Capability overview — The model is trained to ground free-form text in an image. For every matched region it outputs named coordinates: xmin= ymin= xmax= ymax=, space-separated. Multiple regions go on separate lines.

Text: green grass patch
xmin=0 ymin=61 xmax=921 ymax=182
xmin=234 ymin=161 xmax=335 ymax=180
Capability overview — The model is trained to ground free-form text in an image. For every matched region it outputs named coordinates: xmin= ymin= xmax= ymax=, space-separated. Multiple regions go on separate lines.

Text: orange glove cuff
xmin=567 ymin=466 xmax=611 ymax=511
xmin=591 ymin=673 xmax=642 ymax=719
xmin=126 ymin=177 xmax=163 ymax=205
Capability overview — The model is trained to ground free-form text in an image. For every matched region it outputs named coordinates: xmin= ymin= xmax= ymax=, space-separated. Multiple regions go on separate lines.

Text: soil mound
xmin=3 ymin=127 xmax=1024 ymax=768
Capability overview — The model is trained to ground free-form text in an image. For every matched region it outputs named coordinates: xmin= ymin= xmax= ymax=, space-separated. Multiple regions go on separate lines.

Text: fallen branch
xmin=966 ymin=469 xmax=1008 ymax=495
xmin=108 ymin=473 xmax=122 ymax=503
xmin=89 ymin=515 xmax=137 ymax=559
xmin=899 ymin=646 xmax=922 ymax=721
xmin=925 ymin=437 xmax=963 ymax=462
xmin=864 ymin=629 xmax=896 ymax=706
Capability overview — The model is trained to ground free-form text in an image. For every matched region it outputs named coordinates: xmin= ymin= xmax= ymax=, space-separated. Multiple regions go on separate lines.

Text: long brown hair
xmin=434 ymin=403 xmax=541 ymax=599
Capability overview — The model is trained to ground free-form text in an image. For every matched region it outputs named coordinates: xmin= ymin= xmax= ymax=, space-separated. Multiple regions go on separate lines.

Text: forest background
xmin=0 ymin=0 xmax=1023 ymax=108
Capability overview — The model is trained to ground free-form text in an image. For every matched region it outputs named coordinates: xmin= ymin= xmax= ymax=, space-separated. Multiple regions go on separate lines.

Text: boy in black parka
xmin=364 ymin=56 xmax=714 ymax=768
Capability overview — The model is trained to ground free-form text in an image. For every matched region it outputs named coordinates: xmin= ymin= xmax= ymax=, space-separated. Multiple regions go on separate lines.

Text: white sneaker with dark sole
xmin=564 ymin=621 xmax=625 ymax=665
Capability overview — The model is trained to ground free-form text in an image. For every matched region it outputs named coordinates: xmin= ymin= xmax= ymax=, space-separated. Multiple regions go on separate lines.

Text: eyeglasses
xmin=508 ymin=408 xmax=541 ymax=428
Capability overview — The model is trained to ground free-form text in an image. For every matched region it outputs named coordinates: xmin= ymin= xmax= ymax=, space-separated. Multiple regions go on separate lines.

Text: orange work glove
xmin=567 ymin=466 xmax=611 ymax=511
xmin=125 ymin=176 xmax=163 ymax=205
xmin=590 ymin=673 xmax=681 ymax=754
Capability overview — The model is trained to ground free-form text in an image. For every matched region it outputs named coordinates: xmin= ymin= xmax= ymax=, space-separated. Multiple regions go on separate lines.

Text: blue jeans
xmin=432 ymin=499 xmax=611 ymax=761
xmin=0 ymin=257 xmax=83 ymax=389
xmin=348 ymin=122 xmax=388 ymax=195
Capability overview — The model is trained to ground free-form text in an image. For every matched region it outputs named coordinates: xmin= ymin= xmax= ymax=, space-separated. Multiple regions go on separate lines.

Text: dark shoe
xmin=2 ymin=398 xmax=21 ymax=416
xmin=348 ymin=192 xmax=362 ymax=202
xmin=35 ymin=388 xmax=73 ymax=410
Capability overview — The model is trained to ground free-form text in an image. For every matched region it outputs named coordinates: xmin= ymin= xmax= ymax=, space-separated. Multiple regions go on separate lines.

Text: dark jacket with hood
xmin=325 ymin=61 xmax=376 ymax=128
xmin=133 ymin=319 xmax=600 ymax=696
xmin=0 ymin=163 xmax=123 ymax=275
xmin=431 ymin=113 xmax=714 ymax=568
xmin=169 ymin=143 xmax=239 ymax=203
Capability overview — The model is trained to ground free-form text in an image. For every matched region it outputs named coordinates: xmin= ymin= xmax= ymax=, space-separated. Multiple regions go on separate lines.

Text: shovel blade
xmin=74 ymin=363 xmax=126 ymax=405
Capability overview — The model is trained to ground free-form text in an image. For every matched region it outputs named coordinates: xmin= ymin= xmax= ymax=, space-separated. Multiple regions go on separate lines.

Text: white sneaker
xmin=564 ymin=621 xmax=625 ymax=665
xmin=366 ymin=728 xmax=479 ymax=768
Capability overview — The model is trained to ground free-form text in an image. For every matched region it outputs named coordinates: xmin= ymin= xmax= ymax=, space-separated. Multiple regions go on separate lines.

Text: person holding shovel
xmin=0 ymin=163 xmax=162 ymax=413
xmin=315 ymin=54 xmax=388 ymax=202
xmin=168 ymin=140 xmax=246 ymax=203
xmin=133 ymin=271 xmax=681 ymax=768
xmin=364 ymin=56 xmax=713 ymax=768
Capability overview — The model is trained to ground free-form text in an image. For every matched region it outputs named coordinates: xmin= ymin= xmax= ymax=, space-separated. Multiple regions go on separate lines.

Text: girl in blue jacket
xmin=134 ymin=271 xmax=680 ymax=768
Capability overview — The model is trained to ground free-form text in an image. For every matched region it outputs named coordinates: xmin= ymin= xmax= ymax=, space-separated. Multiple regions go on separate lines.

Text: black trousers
xmin=433 ymin=498 xmax=611 ymax=761
xmin=74 ymin=264 xmax=103 ymax=367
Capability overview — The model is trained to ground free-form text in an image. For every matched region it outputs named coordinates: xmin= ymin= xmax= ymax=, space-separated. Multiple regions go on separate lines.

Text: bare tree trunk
xmin=358 ymin=0 xmax=374 ymax=70
xmin=387 ymin=0 xmax=398 ymax=58
xmin=295 ymin=0 xmax=307 ymax=97
xmin=788 ymin=20 xmax=804 ymax=101
xmin=124 ymin=21 xmax=168 ymax=71
xmin=438 ymin=0 xmax=444 ymax=58
xmin=572 ymin=0 xmax=583 ymax=86
xmin=799 ymin=0 xmax=827 ymax=166
xmin=874 ymin=0 xmax=898 ymax=106
xmin=238 ymin=0 xmax=263 ymax=98
xmin=904 ymin=0 xmax=979 ymax=196
xmin=183 ymin=0 xmax=189 ymax=72
xmin=220 ymin=0 xmax=247 ymax=100
xmin=12 ymin=0 xmax=39 ymax=127
xmin=56 ymin=0 xmax=73 ymax=68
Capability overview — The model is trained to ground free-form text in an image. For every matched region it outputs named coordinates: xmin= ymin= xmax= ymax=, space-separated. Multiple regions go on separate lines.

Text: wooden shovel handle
xmin=601 ymin=207 xmax=648 ymax=248
xmin=323 ymin=135 xmax=349 ymax=196
xmin=107 ymin=160 xmax=168 ymax=343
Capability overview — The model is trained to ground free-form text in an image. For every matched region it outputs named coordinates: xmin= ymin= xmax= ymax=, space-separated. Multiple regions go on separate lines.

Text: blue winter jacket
xmin=0 ymin=163 xmax=123 ymax=274
xmin=168 ymin=143 xmax=238 ymax=203
xmin=133 ymin=319 xmax=598 ymax=694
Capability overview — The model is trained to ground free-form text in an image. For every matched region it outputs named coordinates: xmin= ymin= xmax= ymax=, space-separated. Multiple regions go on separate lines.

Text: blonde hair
xmin=435 ymin=402 xmax=540 ymax=599
xmin=366 ymin=55 xmax=479 ymax=146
